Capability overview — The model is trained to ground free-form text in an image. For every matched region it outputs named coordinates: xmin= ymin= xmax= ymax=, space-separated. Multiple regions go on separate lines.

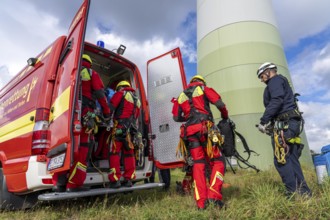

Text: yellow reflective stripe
xmin=68 ymin=162 xmax=87 ymax=183
xmin=287 ymin=137 xmax=301 ymax=144
xmin=80 ymin=68 xmax=91 ymax=81
xmin=124 ymin=92 xmax=134 ymax=103
xmin=109 ymin=168 xmax=119 ymax=181
xmin=130 ymin=171 xmax=136 ymax=179
xmin=0 ymin=110 xmax=36 ymax=143
xmin=194 ymin=180 xmax=200 ymax=201
xmin=44 ymin=46 xmax=53 ymax=57
xmin=178 ymin=92 xmax=188 ymax=104
xmin=209 ymin=171 xmax=223 ymax=196
xmin=125 ymin=92 xmax=141 ymax=108
xmin=210 ymin=171 xmax=217 ymax=187
xmin=210 ymin=171 xmax=223 ymax=188
xmin=50 ymin=87 xmax=71 ymax=122
xmin=192 ymin=86 xmax=204 ymax=97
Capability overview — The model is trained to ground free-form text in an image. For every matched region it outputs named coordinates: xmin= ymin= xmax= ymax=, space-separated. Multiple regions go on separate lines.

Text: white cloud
xmin=289 ymin=41 xmax=330 ymax=152
xmin=273 ymin=0 xmax=330 ymax=47
xmin=299 ymin=102 xmax=330 ymax=153
xmin=290 ymin=43 xmax=330 ymax=100
xmin=0 ymin=66 xmax=11 ymax=89
xmin=0 ymin=1 xmax=66 ymax=84
xmin=92 ymin=28 xmax=185 ymax=87
xmin=0 ymin=1 xmax=195 ymax=88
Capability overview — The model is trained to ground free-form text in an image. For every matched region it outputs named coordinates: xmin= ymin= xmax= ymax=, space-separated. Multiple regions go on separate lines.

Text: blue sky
xmin=0 ymin=0 xmax=329 ymax=152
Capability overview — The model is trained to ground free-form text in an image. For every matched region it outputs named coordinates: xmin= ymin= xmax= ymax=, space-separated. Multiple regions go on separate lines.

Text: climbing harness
xmin=206 ymin=121 xmax=224 ymax=159
xmin=273 ymin=103 xmax=304 ymax=165
xmin=83 ymin=111 xmax=102 ymax=134
xmin=175 ymin=124 xmax=189 ymax=161
xmin=273 ymin=121 xmax=289 ymax=165
xmin=108 ymin=90 xmax=142 ymax=164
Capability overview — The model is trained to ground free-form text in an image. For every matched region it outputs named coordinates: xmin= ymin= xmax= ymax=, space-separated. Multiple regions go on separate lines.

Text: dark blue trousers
xmin=271 ymin=119 xmax=312 ymax=196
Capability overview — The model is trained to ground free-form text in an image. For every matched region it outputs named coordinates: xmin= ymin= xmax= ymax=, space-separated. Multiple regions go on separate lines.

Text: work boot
xmin=208 ymin=199 xmax=225 ymax=209
xmin=121 ymin=179 xmax=133 ymax=187
xmin=109 ymin=180 xmax=121 ymax=189
xmin=52 ymin=185 xmax=66 ymax=193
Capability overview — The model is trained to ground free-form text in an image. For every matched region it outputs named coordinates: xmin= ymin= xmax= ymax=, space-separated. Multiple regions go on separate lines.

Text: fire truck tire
xmin=0 ymin=168 xmax=38 ymax=210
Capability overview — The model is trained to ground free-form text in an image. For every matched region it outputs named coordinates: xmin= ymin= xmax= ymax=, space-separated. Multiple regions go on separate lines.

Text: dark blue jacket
xmin=260 ymin=74 xmax=296 ymax=124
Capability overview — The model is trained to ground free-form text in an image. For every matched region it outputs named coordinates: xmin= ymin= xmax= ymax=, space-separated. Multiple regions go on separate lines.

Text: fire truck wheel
xmin=0 ymin=168 xmax=38 ymax=210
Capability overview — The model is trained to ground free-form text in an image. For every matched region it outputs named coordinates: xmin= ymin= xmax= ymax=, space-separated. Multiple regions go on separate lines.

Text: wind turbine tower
xmin=196 ymin=0 xmax=313 ymax=169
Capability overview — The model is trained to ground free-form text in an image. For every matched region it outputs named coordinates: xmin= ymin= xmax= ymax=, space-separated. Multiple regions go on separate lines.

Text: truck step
xmin=38 ymin=183 xmax=164 ymax=201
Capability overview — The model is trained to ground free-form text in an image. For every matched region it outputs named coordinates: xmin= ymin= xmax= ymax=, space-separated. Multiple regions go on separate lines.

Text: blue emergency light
xmin=97 ymin=40 xmax=105 ymax=48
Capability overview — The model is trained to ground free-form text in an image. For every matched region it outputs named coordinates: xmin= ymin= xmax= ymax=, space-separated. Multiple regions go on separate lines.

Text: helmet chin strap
xmin=265 ymin=72 xmax=270 ymax=79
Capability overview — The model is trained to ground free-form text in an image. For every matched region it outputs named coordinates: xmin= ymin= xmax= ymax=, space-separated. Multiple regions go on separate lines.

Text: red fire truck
xmin=0 ymin=0 xmax=186 ymax=209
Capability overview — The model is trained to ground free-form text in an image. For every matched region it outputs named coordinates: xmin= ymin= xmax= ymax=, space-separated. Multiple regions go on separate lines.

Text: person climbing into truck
xmin=108 ymin=81 xmax=141 ymax=188
xmin=52 ymin=54 xmax=111 ymax=192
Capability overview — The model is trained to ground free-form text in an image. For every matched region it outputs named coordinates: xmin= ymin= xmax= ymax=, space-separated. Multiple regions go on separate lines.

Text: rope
xmin=108 ymin=120 xmax=118 ymax=152
xmin=274 ymin=130 xmax=288 ymax=164
xmin=90 ymin=159 xmax=107 ymax=188
xmin=206 ymin=121 xmax=224 ymax=159
xmin=176 ymin=138 xmax=188 ymax=160
xmin=126 ymin=132 xmax=135 ymax=150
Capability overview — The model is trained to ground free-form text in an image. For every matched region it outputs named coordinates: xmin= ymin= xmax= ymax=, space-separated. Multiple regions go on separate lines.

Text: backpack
xmin=217 ymin=119 xmax=260 ymax=173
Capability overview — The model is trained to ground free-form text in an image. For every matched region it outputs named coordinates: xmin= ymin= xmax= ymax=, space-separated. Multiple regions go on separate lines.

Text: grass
xmin=1 ymin=167 xmax=330 ymax=220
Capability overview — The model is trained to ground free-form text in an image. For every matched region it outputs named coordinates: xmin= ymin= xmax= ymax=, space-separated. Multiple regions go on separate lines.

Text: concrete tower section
xmin=197 ymin=0 xmax=312 ymax=170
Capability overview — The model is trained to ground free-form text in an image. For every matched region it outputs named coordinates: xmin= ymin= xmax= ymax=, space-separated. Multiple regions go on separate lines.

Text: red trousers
xmin=190 ymin=145 xmax=225 ymax=209
xmin=108 ymin=139 xmax=136 ymax=182
xmin=52 ymin=128 xmax=90 ymax=189
xmin=66 ymin=128 xmax=90 ymax=189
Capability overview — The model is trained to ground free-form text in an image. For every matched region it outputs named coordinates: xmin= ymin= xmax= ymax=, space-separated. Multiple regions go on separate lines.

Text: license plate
xmin=48 ymin=153 xmax=66 ymax=171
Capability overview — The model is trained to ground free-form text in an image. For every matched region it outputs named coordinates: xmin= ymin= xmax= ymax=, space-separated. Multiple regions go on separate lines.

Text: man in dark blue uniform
xmin=256 ymin=62 xmax=312 ymax=198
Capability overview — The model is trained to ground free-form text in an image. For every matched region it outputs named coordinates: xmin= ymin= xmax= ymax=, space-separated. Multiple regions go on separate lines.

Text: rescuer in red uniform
xmin=53 ymin=54 xmax=111 ymax=192
xmin=172 ymin=75 xmax=229 ymax=209
xmin=108 ymin=81 xmax=141 ymax=188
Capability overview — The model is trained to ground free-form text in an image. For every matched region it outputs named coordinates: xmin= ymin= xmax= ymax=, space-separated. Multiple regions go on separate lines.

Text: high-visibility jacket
xmin=81 ymin=60 xmax=110 ymax=115
xmin=172 ymin=81 xmax=228 ymax=136
xmin=109 ymin=87 xmax=141 ymax=121
xmin=108 ymin=87 xmax=141 ymax=183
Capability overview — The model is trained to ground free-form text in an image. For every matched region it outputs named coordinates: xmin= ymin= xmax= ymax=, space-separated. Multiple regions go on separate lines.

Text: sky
xmin=0 ymin=0 xmax=330 ymax=153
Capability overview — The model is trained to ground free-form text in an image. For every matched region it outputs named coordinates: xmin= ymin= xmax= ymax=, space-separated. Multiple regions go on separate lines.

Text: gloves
xmin=257 ymin=123 xmax=267 ymax=133
xmin=227 ymin=118 xmax=236 ymax=129
xmin=257 ymin=122 xmax=272 ymax=135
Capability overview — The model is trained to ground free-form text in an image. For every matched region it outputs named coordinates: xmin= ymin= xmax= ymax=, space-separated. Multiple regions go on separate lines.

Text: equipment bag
xmin=217 ymin=119 xmax=236 ymax=157
xmin=217 ymin=119 xmax=260 ymax=173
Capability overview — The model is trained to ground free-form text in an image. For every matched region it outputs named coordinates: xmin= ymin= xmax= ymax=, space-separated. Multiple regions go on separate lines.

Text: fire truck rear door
xmin=147 ymin=48 xmax=187 ymax=169
xmin=47 ymin=0 xmax=90 ymax=173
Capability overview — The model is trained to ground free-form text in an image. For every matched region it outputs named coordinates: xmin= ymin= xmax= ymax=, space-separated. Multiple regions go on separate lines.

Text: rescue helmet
xmin=82 ymin=54 xmax=92 ymax=64
xmin=257 ymin=62 xmax=277 ymax=78
xmin=116 ymin=81 xmax=131 ymax=91
xmin=190 ymin=75 xmax=206 ymax=84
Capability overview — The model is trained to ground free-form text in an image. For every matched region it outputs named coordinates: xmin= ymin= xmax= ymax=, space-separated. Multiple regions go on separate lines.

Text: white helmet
xmin=257 ymin=62 xmax=277 ymax=78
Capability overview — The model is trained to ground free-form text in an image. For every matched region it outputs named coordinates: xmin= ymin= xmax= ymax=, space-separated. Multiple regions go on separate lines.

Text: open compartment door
xmin=147 ymin=48 xmax=187 ymax=169
xmin=47 ymin=0 xmax=90 ymax=173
